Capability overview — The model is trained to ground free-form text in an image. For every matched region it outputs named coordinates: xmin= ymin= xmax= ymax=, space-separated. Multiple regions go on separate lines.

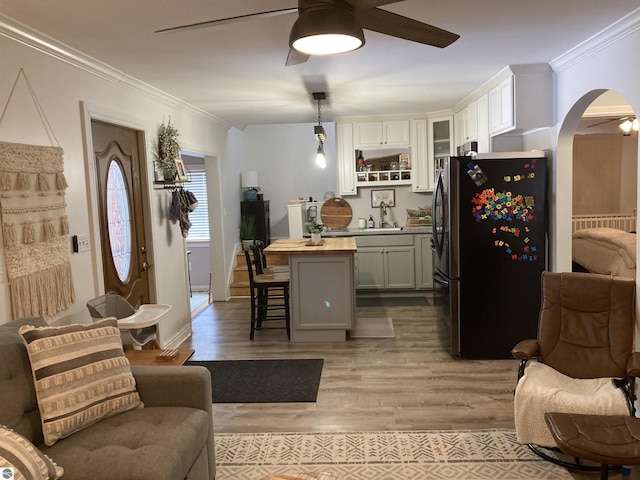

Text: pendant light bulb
xmin=316 ymin=143 xmax=327 ymax=169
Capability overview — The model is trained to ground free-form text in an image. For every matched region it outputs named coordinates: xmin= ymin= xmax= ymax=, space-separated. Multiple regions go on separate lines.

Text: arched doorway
xmin=556 ymin=89 xmax=638 ymax=272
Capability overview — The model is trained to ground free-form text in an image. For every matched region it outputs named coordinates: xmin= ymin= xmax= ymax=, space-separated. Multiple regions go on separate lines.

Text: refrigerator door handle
xmin=432 ymin=173 xmax=446 ymax=256
xmin=433 ymin=273 xmax=449 ymax=287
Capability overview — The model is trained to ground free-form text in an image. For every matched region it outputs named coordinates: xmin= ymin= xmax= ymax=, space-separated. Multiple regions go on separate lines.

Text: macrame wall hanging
xmin=0 ymin=69 xmax=75 ymax=319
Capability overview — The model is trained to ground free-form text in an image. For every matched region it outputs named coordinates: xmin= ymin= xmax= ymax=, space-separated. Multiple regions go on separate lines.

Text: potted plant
xmin=240 ymin=216 xmax=257 ymax=250
xmin=155 ymin=118 xmax=181 ymax=180
xmin=306 ymin=219 xmax=325 ymax=244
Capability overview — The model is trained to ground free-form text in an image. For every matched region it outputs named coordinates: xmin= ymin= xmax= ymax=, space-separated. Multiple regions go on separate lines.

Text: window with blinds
xmin=186 ymin=171 xmax=210 ymax=241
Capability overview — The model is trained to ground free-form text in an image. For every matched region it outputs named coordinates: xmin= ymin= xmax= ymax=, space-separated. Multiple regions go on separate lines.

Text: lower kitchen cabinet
xmin=415 ymin=234 xmax=433 ymax=289
xmin=356 ymin=236 xmax=415 ymax=289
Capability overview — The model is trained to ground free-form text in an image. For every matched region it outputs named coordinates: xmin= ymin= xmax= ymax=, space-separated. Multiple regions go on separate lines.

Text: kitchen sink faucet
xmin=379 ymin=201 xmax=391 ymax=228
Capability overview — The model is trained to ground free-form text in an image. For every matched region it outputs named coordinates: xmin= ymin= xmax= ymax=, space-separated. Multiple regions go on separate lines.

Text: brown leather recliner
xmin=512 ymin=271 xmax=640 ymax=461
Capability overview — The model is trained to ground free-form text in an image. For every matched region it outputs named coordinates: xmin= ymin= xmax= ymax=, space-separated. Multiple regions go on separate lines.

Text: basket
xmin=406 ymin=208 xmax=432 ymax=226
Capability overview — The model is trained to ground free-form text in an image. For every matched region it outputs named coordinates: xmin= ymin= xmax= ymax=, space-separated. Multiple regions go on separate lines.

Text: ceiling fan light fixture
xmin=290 ymin=4 xmax=365 ymax=55
xmin=620 ymin=119 xmax=633 ymax=133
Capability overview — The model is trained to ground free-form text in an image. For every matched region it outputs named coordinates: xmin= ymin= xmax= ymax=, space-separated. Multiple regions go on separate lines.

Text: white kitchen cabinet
xmin=356 ymin=235 xmax=415 ymax=290
xmin=336 ymin=115 xmax=422 ymax=193
xmin=414 ymin=234 xmax=433 ymax=289
xmin=476 ymin=93 xmax=490 ymax=153
xmin=354 ymin=120 xmax=410 ymax=148
xmin=337 ymin=122 xmax=357 ymax=196
xmin=454 ymin=101 xmax=478 ymax=148
xmin=427 ymin=113 xmax=454 ymax=189
xmin=488 ymin=65 xmax=553 ymax=136
xmin=489 ymin=76 xmax=514 ymax=135
xmin=410 ymin=118 xmax=430 ymax=192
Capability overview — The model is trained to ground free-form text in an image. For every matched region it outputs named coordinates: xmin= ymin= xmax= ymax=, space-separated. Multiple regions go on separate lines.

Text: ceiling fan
xmin=587 ymin=116 xmax=638 ymax=133
xmin=155 ymin=0 xmax=460 ymax=66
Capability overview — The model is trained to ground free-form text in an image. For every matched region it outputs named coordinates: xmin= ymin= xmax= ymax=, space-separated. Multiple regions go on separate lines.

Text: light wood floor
xmin=181 ymin=298 xmax=632 ymax=479
xmin=181 ymin=298 xmax=519 ymax=434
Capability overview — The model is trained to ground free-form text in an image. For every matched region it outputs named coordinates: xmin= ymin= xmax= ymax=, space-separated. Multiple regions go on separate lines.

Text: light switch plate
xmin=76 ymin=233 xmax=90 ymax=252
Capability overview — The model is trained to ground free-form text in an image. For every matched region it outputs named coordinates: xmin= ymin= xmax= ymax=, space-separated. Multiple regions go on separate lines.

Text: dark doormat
xmin=356 ymin=296 xmax=430 ymax=307
xmin=186 ymin=359 xmax=323 ymax=403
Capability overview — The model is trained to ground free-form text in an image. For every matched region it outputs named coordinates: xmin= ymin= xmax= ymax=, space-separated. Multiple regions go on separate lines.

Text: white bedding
xmin=572 ymin=227 xmax=636 ymax=278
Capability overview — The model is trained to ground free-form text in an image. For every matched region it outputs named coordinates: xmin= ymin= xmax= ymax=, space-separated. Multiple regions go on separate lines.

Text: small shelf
xmin=356 ymin=170 xmax=411 ymax=186
xmin=153 ymin=180 xmax=189 ymax=189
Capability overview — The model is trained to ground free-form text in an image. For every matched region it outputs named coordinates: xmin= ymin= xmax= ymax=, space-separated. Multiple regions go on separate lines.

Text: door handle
xmin=142 ymin=261 xmax=151 ymax=271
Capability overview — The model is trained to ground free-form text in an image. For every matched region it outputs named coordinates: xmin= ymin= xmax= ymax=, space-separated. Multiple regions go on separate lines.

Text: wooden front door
xmin=91 ymin=120 xmax=150 ymax=308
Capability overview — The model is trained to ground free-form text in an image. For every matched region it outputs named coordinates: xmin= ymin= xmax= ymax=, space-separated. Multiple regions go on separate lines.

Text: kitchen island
xmin=264 ymin=237 xmax=357 ymax=342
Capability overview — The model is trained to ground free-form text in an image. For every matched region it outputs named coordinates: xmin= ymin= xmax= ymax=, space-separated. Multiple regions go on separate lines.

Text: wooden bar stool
xmin=253 ymin=240 xmax=289 ymax=275
xmin=244 ymin=249 xmax=290 ymax=340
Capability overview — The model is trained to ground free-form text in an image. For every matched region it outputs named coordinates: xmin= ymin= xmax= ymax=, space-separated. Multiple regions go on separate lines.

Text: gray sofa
xmin=0 ymin=317 xmax=216 ymax=480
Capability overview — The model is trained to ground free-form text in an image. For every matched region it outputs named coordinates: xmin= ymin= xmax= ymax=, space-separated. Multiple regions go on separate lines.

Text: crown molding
xmin=0 ymin=14 xmax=231 ymax=129
xmin=551 ymin=8 xmax=640 ymax=72
xmin=583 ymin=104 xmax=634 ymax=118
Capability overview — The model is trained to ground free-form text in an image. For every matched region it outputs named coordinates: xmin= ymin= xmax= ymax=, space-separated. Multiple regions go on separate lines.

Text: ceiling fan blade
xmin=587 ymin=116 xmax=630 ymax=128
xmin=286 ymin=49 xmax=310 ymax=66
xmin=155 ymin=7 xmax=298 ymax=34
xmin=356 ymin=7 xmax=459 ymax=48
xmin=348 ymin=0 xmax=403 ymax=9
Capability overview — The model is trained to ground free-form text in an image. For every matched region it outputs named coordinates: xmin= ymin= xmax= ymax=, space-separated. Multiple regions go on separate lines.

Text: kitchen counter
xmin=264 ymin=238 xmax=356 ymax=342
xmin=265 ymin=237 xmax=357 ymax=253
xmin=318 ymin=226 xmax=432 ymax=237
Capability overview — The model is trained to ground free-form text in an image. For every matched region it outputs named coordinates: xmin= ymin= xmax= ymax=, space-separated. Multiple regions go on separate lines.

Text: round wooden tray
xmin=320 ymin=197 xmax=352 ymax=230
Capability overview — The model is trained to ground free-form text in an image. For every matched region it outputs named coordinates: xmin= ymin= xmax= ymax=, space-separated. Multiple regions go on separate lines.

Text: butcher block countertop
xmin=264 ymin=237 xmax=357 ymax=254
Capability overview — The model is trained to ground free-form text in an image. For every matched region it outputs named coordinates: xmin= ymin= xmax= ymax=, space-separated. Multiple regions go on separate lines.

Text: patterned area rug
xmin=214 ymin=429 xmax=572 ymax=479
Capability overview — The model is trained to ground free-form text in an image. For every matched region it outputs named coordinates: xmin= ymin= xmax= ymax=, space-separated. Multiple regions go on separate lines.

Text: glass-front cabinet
xmin=426 ymin=112 xmax=454 ymax=192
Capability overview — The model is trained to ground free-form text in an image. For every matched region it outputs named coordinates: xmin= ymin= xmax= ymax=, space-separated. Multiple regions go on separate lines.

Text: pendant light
xmin=313 ymin=92 xmax=327 ymax=168
xmin=290 ymin=3 xmax=365 ymax=56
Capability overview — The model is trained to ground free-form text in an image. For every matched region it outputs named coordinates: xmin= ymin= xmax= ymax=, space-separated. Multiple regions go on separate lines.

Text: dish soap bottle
xmin=367 ymin=215 xmax=375 ymax=228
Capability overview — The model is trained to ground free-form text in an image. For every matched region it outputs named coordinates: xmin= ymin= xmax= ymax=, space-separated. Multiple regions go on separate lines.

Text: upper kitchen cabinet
xmin=427 ymin=112 xmax=454 ymax=188
xmin=354 ymin=120 xmax=411 ymax=148
xmin=476 ymin=93 xmax=490 ymax=153
xmin=410 ymin=118 xmax=430 ymax=192
xmin=488 ymin=64 xmax=553 ymax=136
xmin=337 ymin=122 xmax=357 ymax=196
xmin=454 ymin=101 xmax=478 ymax=146
xmin=336 ymin=115 xmax=426 ymax=195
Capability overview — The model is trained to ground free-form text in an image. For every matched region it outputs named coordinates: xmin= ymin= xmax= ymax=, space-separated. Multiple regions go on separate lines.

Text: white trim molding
xmin=0 ymin=13 xmax=231 ymax=129
xmin=551 ymin=8 xmax=640 ymax=72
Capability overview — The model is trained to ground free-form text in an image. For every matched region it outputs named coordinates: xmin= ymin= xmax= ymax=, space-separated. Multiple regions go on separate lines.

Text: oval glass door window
xmin=106 ymin=160 xmax=132 ymax=282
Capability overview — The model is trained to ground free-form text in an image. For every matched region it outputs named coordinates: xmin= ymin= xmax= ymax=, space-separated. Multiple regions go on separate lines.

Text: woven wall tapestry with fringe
xmin=0 ymin=141 xmax=75 ymax=319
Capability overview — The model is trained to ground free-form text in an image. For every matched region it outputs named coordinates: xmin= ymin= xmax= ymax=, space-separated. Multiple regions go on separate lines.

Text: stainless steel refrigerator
xmin=432 ymin=153 xmax=548 ymax=358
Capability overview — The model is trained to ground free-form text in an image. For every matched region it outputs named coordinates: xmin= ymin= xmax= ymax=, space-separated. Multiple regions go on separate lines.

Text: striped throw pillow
xmin=0 ymin=424 xmax=63 ymax=479
xmin=19 ymin=318 xmax=143 ymax=446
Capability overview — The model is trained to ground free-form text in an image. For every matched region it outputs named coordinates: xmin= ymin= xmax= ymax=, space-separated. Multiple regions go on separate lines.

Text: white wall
xmin=243 ymin=123 xmax=338 ymax=238
xmin=0 ymin=34 xmax=235 ymax=347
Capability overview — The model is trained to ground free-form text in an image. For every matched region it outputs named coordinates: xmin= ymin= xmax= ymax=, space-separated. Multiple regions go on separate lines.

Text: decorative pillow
xmin=19 ymin=318 xmax=143 ymax=446
xmin=0 ymin=424 xmax=63 ymax=480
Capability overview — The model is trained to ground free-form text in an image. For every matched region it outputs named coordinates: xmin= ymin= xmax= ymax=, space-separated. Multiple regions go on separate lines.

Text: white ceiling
xmin=2 ymin=0 xmax=639 ymax=128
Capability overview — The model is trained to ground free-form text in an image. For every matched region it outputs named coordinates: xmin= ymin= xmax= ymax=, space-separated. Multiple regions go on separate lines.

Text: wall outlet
xmin=76 ymin=233 xmax=90 ymax=253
